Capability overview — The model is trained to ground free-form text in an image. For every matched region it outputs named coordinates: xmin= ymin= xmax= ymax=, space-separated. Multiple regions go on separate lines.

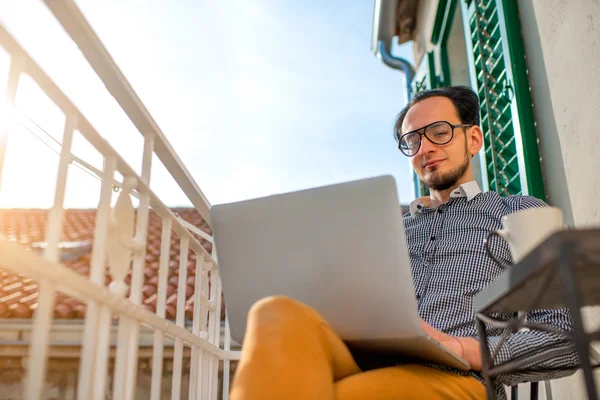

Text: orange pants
xmin=230 ymin=296 xmax=486 ymax=400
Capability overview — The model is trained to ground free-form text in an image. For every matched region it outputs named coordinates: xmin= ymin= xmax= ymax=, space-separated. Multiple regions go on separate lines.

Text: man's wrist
xmin=454 ymin=336 xmax=465 ymax=358
xmin=458 ymin=337 xmax=482 ymax=371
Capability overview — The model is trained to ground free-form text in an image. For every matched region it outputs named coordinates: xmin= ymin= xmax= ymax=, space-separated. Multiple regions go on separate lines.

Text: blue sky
xmin=0 ymin=0 xmax=415 ymax=208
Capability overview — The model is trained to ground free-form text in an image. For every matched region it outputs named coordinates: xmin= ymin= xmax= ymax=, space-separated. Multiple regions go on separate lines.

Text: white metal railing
xmin=0 ymin=1 xmax=240 ymax=399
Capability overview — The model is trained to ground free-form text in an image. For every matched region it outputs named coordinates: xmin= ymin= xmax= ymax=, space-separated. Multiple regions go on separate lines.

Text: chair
xmin=511 ymin=381 xmax=539 ymax=400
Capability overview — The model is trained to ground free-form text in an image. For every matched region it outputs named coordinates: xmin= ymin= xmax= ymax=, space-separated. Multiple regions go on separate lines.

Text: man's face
xmin=401 ymin=96 xmax=482 ymax=191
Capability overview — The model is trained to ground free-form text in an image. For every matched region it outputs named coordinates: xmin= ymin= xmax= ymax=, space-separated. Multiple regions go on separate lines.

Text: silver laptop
xmin=211 ymin=175 xmax=470 ymax=370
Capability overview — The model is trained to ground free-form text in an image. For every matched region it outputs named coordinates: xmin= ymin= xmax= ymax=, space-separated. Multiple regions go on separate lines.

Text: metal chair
xmin=511 ymin=382 xmax=539 ymax=400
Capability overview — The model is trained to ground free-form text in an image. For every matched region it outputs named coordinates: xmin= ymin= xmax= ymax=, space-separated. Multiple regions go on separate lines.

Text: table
xmin=473 ymin=229 xmax=600 ymax=400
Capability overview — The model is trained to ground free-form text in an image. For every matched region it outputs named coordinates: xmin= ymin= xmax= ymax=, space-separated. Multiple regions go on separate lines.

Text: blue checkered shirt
xmin=404 ymin=181 xmax=578 ymax=398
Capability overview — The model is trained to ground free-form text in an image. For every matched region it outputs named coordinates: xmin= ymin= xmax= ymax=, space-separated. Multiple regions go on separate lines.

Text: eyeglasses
xmin=397 ymin=120 xmax=472 ymax=157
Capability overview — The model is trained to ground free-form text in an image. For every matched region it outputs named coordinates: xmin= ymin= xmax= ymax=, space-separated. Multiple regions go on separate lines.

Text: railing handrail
xmin=42 ymin=0 xmax=213 ymax=226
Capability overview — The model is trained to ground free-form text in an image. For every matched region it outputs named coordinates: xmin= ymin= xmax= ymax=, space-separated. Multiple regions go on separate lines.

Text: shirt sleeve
xmin=485 ymin=195 xmax=577 ymax=386
xmin=504 ymin=194 xmax=549 ymax=212
xmin=486 ymin=307 xmax=579 ymax=386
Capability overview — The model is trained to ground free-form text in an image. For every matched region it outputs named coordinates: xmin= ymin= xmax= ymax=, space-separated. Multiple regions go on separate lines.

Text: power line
xmin=13 ymin=110 xmax=103 ymax=183
xmin=16 ymin=109 xmax=62 ymax=147
xmin=11 ymin=109 xmax=145 ymax=201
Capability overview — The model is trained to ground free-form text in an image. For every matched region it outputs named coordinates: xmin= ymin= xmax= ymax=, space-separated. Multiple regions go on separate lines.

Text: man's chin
xmin=423 ymin=165 xmax=444 ymax=176
xmin=423 ymin=170 xmax=442 ymax=184
xmin=423 ymin=174 xmax=460 ymax=191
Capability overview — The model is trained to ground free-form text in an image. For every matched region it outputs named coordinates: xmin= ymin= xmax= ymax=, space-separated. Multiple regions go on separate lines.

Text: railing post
xmin=25 ymin=113 xmax=77 ymax=400
xmin=91 ymin=156 xmax=119 ymax=400
xmin=211 ymin=271 xmax=223 ymax=400
xmin=206 ymin=259 xmax=220 ymax=400
xmin=77 ymin=154 xmax=117 ymax=399
xmin=200 ymin=261 xmax=213 ymax=400
xmin=123 ymin=132 xmax=154 ymax=400
xmin=171 ymin=235 xmax=189 ymax=400
xmin=110 ymin=175 xmax=142 ymax=399
xmin=189 ymin=253 xmax=207 ymax=399
xmin=223 ymin=314 xmax=232 ymax=400
xmin=150 ymin=215 xmax=172 ymax=400
xmin=112 ymin=132 xmax=154 ymax=400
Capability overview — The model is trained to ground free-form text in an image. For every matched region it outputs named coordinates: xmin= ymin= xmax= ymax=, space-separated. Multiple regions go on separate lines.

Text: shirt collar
xmin=409 ymin=180 xmax=482 ymax=217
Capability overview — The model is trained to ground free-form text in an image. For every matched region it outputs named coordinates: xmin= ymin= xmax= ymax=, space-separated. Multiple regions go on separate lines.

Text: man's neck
xmin=428 ymin=175 xmax=473 ymax=207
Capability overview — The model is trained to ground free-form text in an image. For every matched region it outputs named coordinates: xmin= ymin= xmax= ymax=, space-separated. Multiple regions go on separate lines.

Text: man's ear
xmin=468 ymin=125 xmax=484 ymax=156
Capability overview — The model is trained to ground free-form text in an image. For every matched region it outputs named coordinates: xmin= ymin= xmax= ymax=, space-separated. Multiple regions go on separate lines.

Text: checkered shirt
xmin=404 ymin=181 xmax=578 ymax=399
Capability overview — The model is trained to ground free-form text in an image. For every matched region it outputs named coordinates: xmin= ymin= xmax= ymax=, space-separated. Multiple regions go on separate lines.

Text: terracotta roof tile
xmin=0 ymin=208 xmax=216 ymax=321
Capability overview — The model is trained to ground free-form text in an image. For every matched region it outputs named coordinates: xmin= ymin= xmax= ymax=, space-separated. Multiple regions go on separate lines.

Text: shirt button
xmin=430 ymin=236 xmax=436 ymax=241
xmin=437 ymin=208 xmax=443 ymax=214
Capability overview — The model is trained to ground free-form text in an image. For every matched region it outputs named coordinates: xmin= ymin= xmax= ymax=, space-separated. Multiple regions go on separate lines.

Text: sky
xmin=0 ymin=0 xmax=415 ymax=209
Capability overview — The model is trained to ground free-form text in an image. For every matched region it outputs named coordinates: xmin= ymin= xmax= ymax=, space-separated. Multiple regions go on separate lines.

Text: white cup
xmin=485 ymin=206 xmax=564 ymax=267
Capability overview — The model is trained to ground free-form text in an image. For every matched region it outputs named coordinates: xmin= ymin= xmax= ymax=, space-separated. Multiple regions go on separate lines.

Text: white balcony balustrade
xmin=0 ymin=1 xmax=240 ymax=399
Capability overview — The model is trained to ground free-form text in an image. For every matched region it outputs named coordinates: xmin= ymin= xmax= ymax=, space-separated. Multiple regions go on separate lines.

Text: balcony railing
xmin=0 ymin=1 xmax=240 ymax=399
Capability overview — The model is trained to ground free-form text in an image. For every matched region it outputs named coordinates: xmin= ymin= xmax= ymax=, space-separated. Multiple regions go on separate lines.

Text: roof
xmin=371 ymin=0 xmax=419 ymax=51
xmin=0 ymin=208 xmax=214 ymax=321
xmin=395 ymin=0 xmax=419 ymax=44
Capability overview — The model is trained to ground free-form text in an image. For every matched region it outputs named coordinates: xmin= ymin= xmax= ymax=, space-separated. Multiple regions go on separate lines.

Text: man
xmin=229 ymin=86 xmax=577 ymax=400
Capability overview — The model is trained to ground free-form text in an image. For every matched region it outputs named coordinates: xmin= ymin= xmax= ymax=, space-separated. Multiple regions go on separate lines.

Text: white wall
xmin=412 ymin=0 xmax=438 ymax=67
xmin=518 ymin=0 xmax=600 ymax=227
xmin=445 ymin=5 xmax=470 ymax=87
xmin=518 ymin=0 xmax=600 ymax=398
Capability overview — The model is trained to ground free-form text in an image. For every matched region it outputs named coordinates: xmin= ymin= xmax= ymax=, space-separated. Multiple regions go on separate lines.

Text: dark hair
xmin=393 ymin=86 xmax=480 ymax=141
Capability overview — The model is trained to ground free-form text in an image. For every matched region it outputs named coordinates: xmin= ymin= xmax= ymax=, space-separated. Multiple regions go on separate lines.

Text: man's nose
xmin=417 ymin=134 xmax=436 ymax=156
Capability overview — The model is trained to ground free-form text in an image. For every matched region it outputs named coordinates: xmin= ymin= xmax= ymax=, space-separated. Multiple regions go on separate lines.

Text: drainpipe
xmin=377 ymin=40 xmax=415 ymax=101
xmin=374 ymin=36 xmax=419 ymax=196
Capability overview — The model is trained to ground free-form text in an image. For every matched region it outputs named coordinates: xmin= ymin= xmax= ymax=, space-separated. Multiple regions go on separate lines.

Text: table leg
xmin=477 ymin=315 xmax=497 ymax=400
xmin=558 ymin=244 xmax=598 ymax=400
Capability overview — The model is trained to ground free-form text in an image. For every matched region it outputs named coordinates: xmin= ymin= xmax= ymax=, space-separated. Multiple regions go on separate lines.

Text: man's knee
xmin=249 ymin=295 xmax=304 ymax=318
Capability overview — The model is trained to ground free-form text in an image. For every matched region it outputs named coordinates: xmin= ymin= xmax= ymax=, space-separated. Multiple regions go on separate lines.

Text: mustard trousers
xmin=230 ymin=296 xmax=486 ymax=400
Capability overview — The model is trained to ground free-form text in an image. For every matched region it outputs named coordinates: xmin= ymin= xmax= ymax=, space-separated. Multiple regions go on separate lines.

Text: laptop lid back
xmin=211 ymin=175 xmax=420 ymax=344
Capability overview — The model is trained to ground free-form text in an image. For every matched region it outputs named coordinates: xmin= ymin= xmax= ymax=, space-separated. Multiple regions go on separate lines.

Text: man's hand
xmin=420 ymin=319 xmax=482 ymax=371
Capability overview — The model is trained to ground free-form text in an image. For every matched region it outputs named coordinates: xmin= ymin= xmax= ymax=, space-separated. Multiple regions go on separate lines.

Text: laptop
xmin=210 ymin=175 xmax=470 ymax=370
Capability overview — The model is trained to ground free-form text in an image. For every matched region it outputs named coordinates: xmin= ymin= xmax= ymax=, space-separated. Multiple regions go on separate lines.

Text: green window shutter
xmin=461 ymin=0 xmax=545 ymax=199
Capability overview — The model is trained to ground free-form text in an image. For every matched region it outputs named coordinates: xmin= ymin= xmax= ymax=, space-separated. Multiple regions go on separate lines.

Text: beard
xmin=422 ymin=143 xmax=470 ymax=191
